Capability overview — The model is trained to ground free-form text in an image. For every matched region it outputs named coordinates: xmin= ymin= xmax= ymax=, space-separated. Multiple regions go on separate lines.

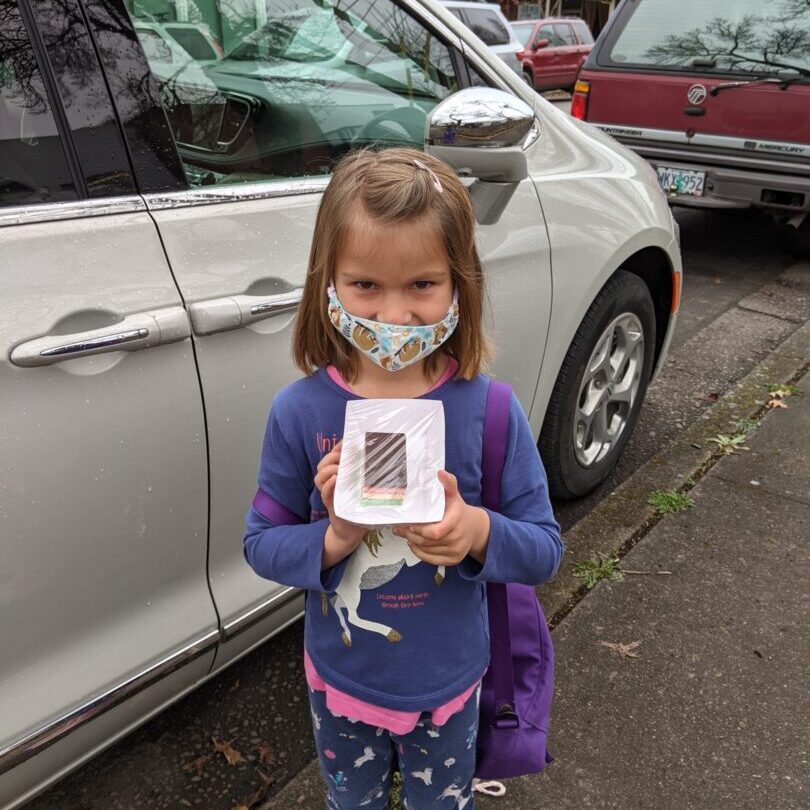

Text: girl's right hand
xmin=314 ymin=441 xmax=366 ymax=554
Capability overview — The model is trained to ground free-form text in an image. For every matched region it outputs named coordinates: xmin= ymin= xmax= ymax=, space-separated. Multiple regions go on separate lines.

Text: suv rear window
xmin=604 ymin=0 xmax=810 ymax=77
xmin=463 ymin=8 xmax=511 ymax=46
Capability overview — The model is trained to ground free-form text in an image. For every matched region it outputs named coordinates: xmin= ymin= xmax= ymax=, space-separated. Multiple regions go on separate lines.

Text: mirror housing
xmin=425 ymin=88 xmax=535 ymax=180
xmin=535 ymin=38 xmax=550 ymax=49
xmin=424 ymin=88 xmax=538 ymax=225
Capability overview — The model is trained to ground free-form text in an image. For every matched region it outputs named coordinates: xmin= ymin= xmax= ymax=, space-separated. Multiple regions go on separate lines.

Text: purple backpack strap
xmin=481 ymin=380 xmax=512 ymax=509
xmin=481 ymin=380 xmax=517 ymax=727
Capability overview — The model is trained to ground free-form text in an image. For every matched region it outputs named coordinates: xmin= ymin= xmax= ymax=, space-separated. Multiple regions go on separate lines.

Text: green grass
xmin=707 ymin=433 xmax=749 ymax=454
xmin=572 ymin=552 xmax=624 ymax=589
xmin=648 ymin=489 xmax=695 ymax=515
xmin=734 ymin=417 xmax=760 ymax=433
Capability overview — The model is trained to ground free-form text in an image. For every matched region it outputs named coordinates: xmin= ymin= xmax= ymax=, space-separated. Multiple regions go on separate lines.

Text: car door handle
xmin=10 ymin=306 xmax=190 ymax=368
xmin=188 ymin=288 xmax=304 ymax=336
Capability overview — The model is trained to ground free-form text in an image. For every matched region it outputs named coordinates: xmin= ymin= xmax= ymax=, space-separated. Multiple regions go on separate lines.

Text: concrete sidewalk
xmin=476 ymin=370 xmax=810 ymax=809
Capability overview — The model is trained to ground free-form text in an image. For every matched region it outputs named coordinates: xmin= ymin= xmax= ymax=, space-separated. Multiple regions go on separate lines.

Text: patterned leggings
xmin=308 ymin=684 xmax=480 ymax=809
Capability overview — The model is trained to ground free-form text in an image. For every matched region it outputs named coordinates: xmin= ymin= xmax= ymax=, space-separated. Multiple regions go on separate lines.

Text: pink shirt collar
xmin=326 ymin=356 xmax=459 ymax=396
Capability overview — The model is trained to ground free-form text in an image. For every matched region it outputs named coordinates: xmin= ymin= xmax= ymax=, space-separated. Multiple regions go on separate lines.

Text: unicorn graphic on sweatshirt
xmin=321 ymin=527 xmax=444 ymax=647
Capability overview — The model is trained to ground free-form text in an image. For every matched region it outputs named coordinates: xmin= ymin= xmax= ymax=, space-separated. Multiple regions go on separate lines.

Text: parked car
xmin=572 ymin=0 xmax=810 ymax=252
xmin=511 ymin=16 xmax=593 ymax=90
xmin=440 ymin=1 xmax=524 ymax=76
xmin=0 ymin=0 xmax=680 ymax=806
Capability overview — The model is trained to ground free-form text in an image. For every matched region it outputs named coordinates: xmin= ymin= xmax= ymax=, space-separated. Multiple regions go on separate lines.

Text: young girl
xmin=243 ymin=147 xmax=562 ymax=810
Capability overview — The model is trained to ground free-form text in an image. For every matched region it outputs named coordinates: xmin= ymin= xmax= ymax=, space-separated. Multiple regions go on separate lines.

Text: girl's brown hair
xmin=292 ymin=147 xmax=491 ymax=382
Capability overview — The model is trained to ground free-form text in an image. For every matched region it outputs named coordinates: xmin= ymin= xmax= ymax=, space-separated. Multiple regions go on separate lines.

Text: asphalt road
xmin=26 ymin=211 xmax=802 ymax=809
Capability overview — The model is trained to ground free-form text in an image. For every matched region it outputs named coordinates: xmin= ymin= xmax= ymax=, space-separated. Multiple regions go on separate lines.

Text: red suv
xmin=511 ymin=17 xmax=593 ymax=90
xmin=572 ymin=0 xmax=810 ymax=251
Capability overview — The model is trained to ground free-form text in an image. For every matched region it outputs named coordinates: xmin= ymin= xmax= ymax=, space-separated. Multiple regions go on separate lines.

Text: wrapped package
xmin=334 ymin=399 xmax=445 ymax=526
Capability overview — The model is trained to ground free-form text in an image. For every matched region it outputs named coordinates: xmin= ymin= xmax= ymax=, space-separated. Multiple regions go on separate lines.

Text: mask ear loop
xmin=412 ymin=158 xmax=443 ymax=193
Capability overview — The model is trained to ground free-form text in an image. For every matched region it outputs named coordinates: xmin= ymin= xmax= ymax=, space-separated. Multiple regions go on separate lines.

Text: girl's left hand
xmin=393 ymin=471 xmax=490 ymax=566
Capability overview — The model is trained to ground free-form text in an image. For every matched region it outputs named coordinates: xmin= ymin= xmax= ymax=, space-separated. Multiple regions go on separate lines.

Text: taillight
xmin=516 ymin=49 xmax=525 ymax=61
xmin=571 ymin=79 xmax=590 ymax=120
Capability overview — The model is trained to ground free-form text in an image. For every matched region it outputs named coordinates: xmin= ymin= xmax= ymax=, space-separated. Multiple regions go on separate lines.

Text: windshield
xmin=511 ymin=23 xmax=535 ymax=47
xmin=607 ymin=0 xmax=810 ymax=77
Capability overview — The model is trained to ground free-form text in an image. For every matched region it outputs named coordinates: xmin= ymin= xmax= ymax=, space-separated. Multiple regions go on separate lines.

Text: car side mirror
xmin=535 ymin=38 xmax=550 ymax=49
xmin=424 ymin=88 xmax=538 ymax=224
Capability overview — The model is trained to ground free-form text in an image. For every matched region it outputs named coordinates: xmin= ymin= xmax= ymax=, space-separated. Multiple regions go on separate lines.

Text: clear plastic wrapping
xmin=334 ymin=399 xmax=445 ymax=526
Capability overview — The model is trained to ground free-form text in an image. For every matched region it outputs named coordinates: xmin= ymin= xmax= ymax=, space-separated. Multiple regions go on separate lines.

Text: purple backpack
xmin=475 ymin=380 xmax=555 ymax=780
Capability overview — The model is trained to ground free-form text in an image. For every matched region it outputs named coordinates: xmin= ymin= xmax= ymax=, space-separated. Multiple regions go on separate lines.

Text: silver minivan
xmin=0 ymin=0 xmax=681 ymax=806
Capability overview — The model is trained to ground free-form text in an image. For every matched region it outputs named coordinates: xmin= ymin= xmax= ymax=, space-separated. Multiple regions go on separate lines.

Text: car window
xmin=607 ymin=0 xmax=810 ymax=76
xmin=572 ymin=20 xmax=594 ymax=45
xmin=124 ymin=0 xmax=459 ymax=187
xmin=463 ymin=8 xmax=511 ymax=46
xmin=536 ymin=24 xmax=562 ymax=47
xmin=0 ymin=0 xmax=77 ymax=208
xmin=511 ymin=23 xmax=536 ymax=48
xmin=554 ymin=23 xmax=577 ymax=46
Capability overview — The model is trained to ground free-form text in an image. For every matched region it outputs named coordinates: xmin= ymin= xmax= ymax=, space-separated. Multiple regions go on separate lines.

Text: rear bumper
xmin=647 ymin=158 xmax=810 ymax=213
xmin=598 ymin=133 xmax=810 ymax=214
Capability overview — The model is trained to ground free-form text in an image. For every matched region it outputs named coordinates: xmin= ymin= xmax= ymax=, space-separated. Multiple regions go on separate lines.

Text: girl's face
xmin=333 ymin=213 xmax=452 ymax=326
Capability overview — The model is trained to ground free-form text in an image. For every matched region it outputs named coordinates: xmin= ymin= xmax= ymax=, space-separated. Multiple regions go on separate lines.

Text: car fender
xmin=522 ymin=99 xmax=680 ymax=436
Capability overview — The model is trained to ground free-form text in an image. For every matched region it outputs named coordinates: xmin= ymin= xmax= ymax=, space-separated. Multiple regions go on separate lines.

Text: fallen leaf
xmin=256 ymin=743 xmax=273 ymax=765
xmin=234 ymin=805 xmax=250 ymax=810
xmin=212 ymin=736 xmax=245 ymax=766
xmin=767 ymin=398 xmax=788 ymax=409
xmin=598 ymin=640 xmax=641 ymax=659
xmin=181 ymin=755 xmax=209 ymax=778
xmin=228 ymin=679 xmax=241 ymax=693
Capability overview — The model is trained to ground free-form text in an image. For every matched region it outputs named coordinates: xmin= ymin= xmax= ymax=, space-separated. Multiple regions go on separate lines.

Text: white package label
xmin=333 ymin=398 xmax=445 ymax=526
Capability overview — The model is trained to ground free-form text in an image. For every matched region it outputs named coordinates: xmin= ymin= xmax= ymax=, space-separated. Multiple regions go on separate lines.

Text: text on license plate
xmin=656 ymin=167 xmax=705 ymax=197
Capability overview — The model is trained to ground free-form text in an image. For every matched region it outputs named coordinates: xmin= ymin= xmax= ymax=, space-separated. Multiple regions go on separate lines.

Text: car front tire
xmin=540 ymin=270 xmax=657 ymax=499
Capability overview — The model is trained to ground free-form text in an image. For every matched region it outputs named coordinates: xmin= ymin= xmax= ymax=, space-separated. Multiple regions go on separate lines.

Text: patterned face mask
xmin=326 ymin=283 xmax=459 ymax=372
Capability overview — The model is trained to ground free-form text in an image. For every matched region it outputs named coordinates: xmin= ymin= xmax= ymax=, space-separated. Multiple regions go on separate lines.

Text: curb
xmin=539 ymin=315 xmax=810 ymax=626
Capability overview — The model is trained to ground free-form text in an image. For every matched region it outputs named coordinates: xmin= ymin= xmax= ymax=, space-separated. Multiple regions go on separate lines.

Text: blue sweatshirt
xmin=243 ymin=368 xmax=562 ymax=712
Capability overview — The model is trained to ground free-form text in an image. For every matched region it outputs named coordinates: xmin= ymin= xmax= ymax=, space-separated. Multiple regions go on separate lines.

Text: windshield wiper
xmin=710 ymin=74 xmax=807 ymax=95
xmin=689 ymin=58 xmax=717 ymax=69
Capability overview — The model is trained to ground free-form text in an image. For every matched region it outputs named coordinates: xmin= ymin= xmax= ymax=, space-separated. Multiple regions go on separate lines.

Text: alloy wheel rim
xmin=573 ymin=312 xmax=644 ymax=467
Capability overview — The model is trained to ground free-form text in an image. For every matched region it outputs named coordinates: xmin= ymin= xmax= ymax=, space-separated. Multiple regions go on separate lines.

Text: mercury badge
xmin=687 ymin=84 xmax=708 ymax=105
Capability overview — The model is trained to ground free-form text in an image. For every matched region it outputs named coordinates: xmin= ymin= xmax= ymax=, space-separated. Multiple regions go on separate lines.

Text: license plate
xmin=657 ymin=166 xmax=705 ymax=197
